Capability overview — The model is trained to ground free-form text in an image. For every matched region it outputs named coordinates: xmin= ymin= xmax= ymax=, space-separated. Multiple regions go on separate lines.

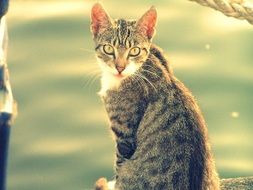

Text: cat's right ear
xmin=136 ymin=6 xmax=157 ymax=40
xmin=90 ymin=3 xmax=112 ymax=38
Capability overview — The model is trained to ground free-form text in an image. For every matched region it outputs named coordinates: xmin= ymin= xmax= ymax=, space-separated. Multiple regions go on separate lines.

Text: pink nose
xmin=116 ymin=66 xmax=125 ymax=74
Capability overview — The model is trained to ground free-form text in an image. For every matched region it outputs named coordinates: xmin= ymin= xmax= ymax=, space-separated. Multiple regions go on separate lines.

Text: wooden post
xmin=0 ymin=1 xmax=14 ymax=190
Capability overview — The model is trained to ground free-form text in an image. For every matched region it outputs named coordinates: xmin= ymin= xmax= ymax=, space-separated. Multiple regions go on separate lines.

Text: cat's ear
xmin=136 ymin=6 xmax=157 ymax=40
xmin=90 ymin=3 xmax=112 ymax=38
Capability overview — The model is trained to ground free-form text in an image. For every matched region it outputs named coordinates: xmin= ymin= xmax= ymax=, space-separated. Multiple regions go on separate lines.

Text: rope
xmin=188 ymin=0 xmax=253 ymax=25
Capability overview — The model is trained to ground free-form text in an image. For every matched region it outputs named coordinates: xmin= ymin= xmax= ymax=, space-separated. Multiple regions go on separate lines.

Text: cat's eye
xmin=129 ymin=47 xmax=141 ymax=57
xmin=103 ymin=44 xmax=114 ymax=55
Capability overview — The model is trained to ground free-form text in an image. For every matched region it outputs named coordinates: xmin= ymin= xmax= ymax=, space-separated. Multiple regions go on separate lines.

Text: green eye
xmin=129 ymin=47 xmax=141 ymax=57
xmin=103 ymin=44 xmax=114 ymax=55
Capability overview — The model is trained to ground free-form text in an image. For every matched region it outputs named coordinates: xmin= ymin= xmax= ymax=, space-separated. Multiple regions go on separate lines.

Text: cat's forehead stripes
xmin=117 ymin=19 xmax=128 ymax=44
xmin=111 ymin=19 xmax=136 ymax=48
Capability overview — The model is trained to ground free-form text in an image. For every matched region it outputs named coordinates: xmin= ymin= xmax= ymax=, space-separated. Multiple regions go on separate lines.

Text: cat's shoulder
xmin=150 ymin=44 xmax=164 ymax=53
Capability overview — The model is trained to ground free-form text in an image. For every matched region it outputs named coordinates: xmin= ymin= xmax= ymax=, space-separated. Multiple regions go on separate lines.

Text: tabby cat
xmin=90 ymin=3 xmax=220 ymax=190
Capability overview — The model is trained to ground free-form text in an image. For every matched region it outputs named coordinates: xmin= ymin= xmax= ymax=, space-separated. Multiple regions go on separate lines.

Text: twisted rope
xmin=188 ymin=0 xmax=253 ymax=25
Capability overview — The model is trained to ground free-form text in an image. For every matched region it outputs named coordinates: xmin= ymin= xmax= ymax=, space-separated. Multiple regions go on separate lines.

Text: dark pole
xmin=0 ymin=114 xmax=11 ymax=190
xmin=0 ymin=1 xmax=14 ymax=190
xmin=0 ymin=0 xmax=8 ymax=18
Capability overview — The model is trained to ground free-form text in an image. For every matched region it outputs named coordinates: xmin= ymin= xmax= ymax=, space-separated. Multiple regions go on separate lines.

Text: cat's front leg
xmin=115 ymin=137 xmax=136 ymax=175
xmin=110 ymin=123 xmax=137 ymax=173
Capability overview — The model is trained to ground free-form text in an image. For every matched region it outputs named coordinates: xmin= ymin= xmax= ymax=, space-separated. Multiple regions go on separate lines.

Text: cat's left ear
xmin=136 ymin=6 xmax=157 ymax=40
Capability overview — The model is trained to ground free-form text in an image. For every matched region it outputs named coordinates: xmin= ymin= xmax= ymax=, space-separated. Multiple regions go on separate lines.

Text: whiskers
xmin=141 ymin=68 xmax=160 ymax=78
xmin=132 ymin=59 xmax=165 ymax=95
xmin=138 ymin=73 xmax=157 ymax=93
xmin=79 ymin=47 xmax=101 ymax=90
xmin=131 ymin=73 xmax=148 ymax=95
xmin=79 ymin=48 xmax=94 ymax=54
xmin=131 ymin=71 xmax=158 ymax=96
xmin=82 ymin=65 xmax=101 ymax=90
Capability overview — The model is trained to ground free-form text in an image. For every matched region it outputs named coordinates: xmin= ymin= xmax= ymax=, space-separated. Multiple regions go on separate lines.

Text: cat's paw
xmin=95 ymin=178 xmax=109 ymax=190
xmin=95 ymin=178 xmax=116 ymax=190
xmin=107 ymin=180 xmax=116 ymax=190
xmin=117 ymin=140 xmax=136 ymax=159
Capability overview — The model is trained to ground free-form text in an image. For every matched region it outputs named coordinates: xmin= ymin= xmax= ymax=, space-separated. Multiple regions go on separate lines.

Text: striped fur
xmin=91 ymin=3 xmax=220 ymax=190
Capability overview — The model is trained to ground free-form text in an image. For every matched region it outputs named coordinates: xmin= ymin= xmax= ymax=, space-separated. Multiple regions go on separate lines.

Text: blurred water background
xmin=6 ymin=0 xmax=253 ymax=189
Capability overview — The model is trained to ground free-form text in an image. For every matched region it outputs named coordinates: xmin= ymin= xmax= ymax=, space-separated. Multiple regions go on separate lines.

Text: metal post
xmin=0 ymin=1 xmax=14 ymax=190
xmin=0 ymin=113 xmax=11 ymax=190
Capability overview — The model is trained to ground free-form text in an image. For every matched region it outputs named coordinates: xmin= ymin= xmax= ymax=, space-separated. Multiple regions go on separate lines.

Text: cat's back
xmin=116 ymin=45 xmax=220 ymax=190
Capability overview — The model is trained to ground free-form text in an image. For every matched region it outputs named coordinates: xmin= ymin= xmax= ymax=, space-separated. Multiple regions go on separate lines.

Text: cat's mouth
xmin=114 ymin=73 xmax=125 ymax=79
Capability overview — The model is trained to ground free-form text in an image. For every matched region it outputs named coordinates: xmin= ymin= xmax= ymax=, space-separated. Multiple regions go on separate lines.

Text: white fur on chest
xmin=98 ymin=72 xmax=123 ymax=97
xmin=97 ymin=61 xmax=138 ymax=97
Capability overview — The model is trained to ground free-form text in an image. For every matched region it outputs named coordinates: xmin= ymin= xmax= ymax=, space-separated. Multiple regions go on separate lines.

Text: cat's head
xmin=90 ymin=3 xmax=157 ymax=79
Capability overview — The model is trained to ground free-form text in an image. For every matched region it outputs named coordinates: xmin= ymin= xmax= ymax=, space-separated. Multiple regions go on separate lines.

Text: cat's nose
xmin=116 ymin=66 xmax=125 ymax=74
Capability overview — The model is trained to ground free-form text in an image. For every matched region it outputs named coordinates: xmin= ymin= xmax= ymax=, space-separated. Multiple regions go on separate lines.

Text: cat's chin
xmin=113 ymin=73 xmax=127 ymax=79
xmin=98 ymin=71 xmax=130 ymax=97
